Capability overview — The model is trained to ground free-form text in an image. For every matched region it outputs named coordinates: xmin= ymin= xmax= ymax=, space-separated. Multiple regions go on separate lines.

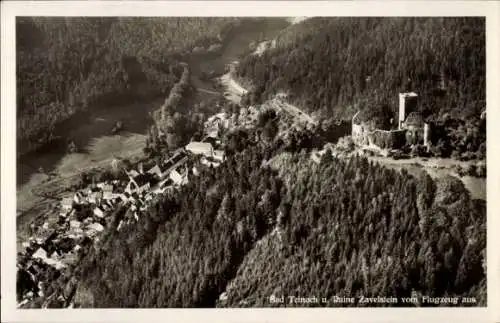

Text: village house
xmin=202 ymin=135 xmax=219 ymax=147
xmin=205 ymin=112 xmax=231 ymax=135
xmin=88 ymin=190 xmax=103 ymax=205
xmin=60 ymin=197 xmax=73 ymax=212
xmin=31 ymin=247 xmax=66 ymax=270
xmin=185 ymin=141 xmax=214 ymax=157
xmin=147 ymin=164 xmax=163 ymax=178
xmin=32 ymin=247 xmax=48 ymax=261
xmin=73 ymin=192 xmax=85 ymax=204
xmin=85 ymin=223 xmax=104 ymax=237
xmin=125 ymin=168 xmax=140 ymax=178
xmin=153 ymin=177 xmax=174 ymax=194
xmin=93 ymin=206 xmax=105 ymax=218
xmin=169 ymin=169 xmax=189 ymax=186
xmin=162 ymin=150 xmax=189 ymax=171
xmin=101 ymin=184 xmax=114 ymax=200
xmin=147 ymin=162 xmax=172 ymax=180
xmin=125 ymin=173 xmax=152 ymax=195
xmin=69 ymin=220 xmax=81 ymax=229
xmin=206 ymin=129 xmax=220 ymax=139
xmin=213 ymin=150 xmax=225 ymax=162
xmin=119 ymin=192 xmax=132 ymax=203
xmin=201 ymin=157 xmax=222 ymax=168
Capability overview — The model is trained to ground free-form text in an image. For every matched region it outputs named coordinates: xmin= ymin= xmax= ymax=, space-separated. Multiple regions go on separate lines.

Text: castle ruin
xmin=352 ymin=92 xmax=431 ymax=150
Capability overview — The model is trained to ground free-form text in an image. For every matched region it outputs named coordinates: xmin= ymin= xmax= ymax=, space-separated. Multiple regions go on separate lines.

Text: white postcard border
xmin=2 ymin=1 xmax=499 ymax=323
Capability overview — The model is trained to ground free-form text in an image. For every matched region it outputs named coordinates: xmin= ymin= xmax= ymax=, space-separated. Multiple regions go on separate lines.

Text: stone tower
xmin=398 ymin=92 xmax=418 ymax=129
xmin=423 ymin=123 xmax=431 ymax=151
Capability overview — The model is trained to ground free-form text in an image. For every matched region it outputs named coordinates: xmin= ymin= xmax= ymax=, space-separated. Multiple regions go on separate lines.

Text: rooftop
xmin=132 ymin=173 xmax=152 ymax=187
xmin=186 ymin=141 xmax=213 ymax=152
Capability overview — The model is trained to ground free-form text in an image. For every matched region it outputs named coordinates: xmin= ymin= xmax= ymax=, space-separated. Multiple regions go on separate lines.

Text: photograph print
xmin=14 ymin=15 xmax=486 ymax=309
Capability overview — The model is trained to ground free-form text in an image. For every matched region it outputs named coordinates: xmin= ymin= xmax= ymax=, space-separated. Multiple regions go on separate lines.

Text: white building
xmin=213 ymin=150 xmax=225 ymax=162
xmin=61 ymin=197 xmax=73 ymax=211
xmin=169 ymin=169 xmax=188 ymax=186
xmin=201 ymin=157 xmax=221 ymax=168
xmin=87 ymin=222 xmax=104 ymax=232
xmin=32 ymin=247 xmax=48 ymax=261
xmin=102 ymin=184 xmax=114 ymax=197
xmin=32 ymin=247 xmax=66 ymax=270
xmin=88 ymin=191 xmax=103 ymax=205
xmin=73 ymin=192 xmax=85 ymax=204
xmin=69 ymin=220 xmax=81 ymax=229
xmin=93 ymin=207 xmax=105 ymax=218
xmin=185 ymin=142 xmax=214 ymax=157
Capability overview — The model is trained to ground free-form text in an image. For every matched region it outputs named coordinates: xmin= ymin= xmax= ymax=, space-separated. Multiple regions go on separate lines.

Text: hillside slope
xmin=236 ymin=17 xmax=485 ymax=157
xmin=238 ymin=17 xmax=485 ymax=119
xmin=73 ymin=127 xmax=485 ymax=308
xmin=218 ymin=152 xmax=486 ymax=307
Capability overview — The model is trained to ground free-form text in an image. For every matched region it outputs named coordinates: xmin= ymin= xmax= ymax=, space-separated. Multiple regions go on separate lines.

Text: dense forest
xmin=16 ymin=17 xmax=241 ymax=155
xmin=147 ymin=63 xmax=200 ymax=152
xmin=77 ymin=139 xmax=286 ymax=307
xmin=218 ymin=151 xmax=486 ymax=307
xmin=73 ymin=124 xmax=485 ymax=307
xmin=237 ymin=17 xmax=486 ymax=157
xmin=16 ymin=17 xmax=487 ymax=309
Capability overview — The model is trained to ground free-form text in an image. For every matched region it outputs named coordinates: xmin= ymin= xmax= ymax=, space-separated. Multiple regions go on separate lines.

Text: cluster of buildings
xmin=351 ymin=92 xmax=431 ymax=151
xmin=205 ymin=108 xmax=260 ymax=133
xmin=186 ymin=141 xmax=225 ymax=168
xmin=181 ymin=111 xmax=236 ymax=168
xmin=17 ymin=106 xmax=237 ymax=308
xmin=17 ymin=188 xmax=106 ymax=307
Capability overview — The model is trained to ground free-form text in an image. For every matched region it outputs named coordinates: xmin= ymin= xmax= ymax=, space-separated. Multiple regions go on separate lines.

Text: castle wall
xmin=352 ymin=120 xmax=406 ymax=150
xmin=369 ymin=129 xmax=407 ymax=149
